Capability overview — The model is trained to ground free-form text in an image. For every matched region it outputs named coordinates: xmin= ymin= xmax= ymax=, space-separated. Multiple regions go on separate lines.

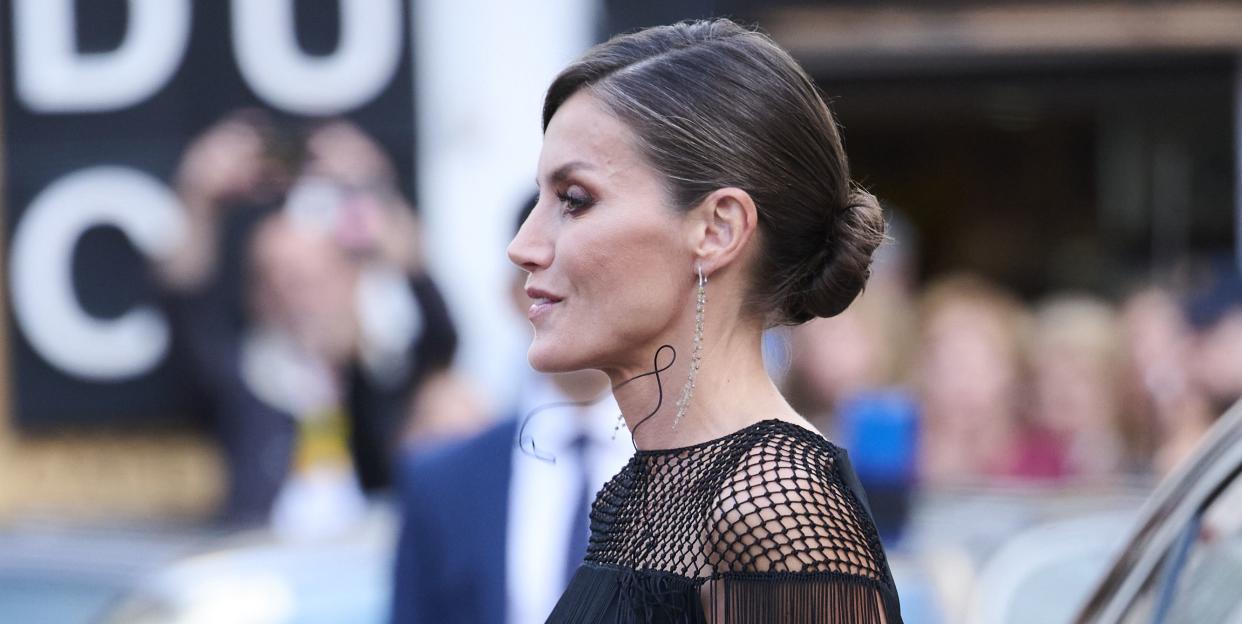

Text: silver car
xmin=1075 ymin=399 xmax=1242 ymax=623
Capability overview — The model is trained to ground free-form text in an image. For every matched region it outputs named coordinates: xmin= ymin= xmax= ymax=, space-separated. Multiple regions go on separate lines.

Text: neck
xmin=549 ymin=369 xmax=610 ymax=404
xmin=607 ymin=316 xmax=799 ymax=451
xmin=544 ymin=370 xmax=612 ymax=428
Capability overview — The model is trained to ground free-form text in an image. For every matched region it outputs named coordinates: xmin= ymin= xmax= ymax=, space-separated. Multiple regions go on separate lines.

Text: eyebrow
xmin=536 ymin=160 xmax=596 ymax=188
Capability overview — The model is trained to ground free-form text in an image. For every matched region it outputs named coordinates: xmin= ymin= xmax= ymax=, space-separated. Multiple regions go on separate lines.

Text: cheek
xmin=586 ymin=222 xmax=685 ymax=298
xmin=529 ymin=222 xmax=686 ymax=370
xmin=578 ymin=234 xmax=682 ymax=332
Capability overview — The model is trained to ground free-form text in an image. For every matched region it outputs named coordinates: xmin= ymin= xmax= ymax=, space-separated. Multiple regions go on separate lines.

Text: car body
xmin=1075 ymin=399 xmax=1242 ymax=623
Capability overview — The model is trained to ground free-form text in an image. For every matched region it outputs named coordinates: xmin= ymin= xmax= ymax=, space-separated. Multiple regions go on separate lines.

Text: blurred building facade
xmin=757 ymin=0 xmax=1241 ymax=296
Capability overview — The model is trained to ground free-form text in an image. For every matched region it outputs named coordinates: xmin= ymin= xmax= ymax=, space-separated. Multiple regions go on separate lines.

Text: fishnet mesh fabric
xmin=586 ymin=419 xmax=893 ymax=585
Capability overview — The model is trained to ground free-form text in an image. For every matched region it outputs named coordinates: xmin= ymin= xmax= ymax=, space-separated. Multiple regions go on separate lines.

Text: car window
xmin=1120 ymin=468 xmax=1242 ymax=624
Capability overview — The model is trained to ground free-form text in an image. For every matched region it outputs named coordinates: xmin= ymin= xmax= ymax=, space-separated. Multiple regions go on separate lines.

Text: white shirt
xmin=505 ymin=376 xmax=634 ymax=624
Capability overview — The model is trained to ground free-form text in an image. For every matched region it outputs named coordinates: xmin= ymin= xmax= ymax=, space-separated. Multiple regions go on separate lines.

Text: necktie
xmin=564 ymin=432 xmax=592 ymax=588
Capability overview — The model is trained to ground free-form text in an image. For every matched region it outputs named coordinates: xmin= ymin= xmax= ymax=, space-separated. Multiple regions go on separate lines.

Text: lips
xmin=525 ymin=287 xmax=563 ymax=321
xmin=525 ymin=287 xmax=562 ymax=302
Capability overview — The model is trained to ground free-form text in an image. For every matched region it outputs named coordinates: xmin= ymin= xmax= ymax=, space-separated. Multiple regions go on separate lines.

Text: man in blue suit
xmin=391 ymin=202 xmax=633 ymax=624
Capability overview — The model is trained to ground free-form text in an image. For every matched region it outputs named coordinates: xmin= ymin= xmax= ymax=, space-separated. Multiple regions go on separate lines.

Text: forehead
xmin=538 ymin=90 xmax=647 ymax=179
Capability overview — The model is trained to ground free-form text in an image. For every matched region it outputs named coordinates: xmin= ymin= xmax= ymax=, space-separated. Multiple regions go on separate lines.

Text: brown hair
xmin=543 ymin=18 xmax=884 ymax=326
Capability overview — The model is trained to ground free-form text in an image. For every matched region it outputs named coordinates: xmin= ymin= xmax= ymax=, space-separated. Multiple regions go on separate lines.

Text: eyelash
xmin=556 ymin=187 xmax=595 ymax=214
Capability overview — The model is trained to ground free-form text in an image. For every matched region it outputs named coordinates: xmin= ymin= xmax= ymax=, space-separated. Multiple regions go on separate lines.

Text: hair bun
xmin=783 ymin=187 xmax=886 ymax=323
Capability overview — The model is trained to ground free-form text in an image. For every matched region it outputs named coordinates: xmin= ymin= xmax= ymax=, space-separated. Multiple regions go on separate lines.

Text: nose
xmin=506 ymin=200 xmax=553 ymax=273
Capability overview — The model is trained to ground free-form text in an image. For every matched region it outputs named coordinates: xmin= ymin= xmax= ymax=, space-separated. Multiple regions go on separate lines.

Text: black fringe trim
xmin=548 ymin=564 xmax=903 ymax=624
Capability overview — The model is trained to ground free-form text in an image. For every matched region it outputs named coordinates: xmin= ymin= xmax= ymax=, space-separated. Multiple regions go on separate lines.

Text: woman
xmin=508 ymin=18 xmax=902 ymax=623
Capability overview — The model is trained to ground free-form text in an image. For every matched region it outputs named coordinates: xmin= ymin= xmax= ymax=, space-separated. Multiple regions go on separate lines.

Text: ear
xmin=686 ymin=187 xmax=759 ymax=276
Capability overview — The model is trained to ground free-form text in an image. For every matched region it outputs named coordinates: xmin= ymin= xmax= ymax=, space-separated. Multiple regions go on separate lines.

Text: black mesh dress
xmin=547 ymin=419 xmax=903 ymax=623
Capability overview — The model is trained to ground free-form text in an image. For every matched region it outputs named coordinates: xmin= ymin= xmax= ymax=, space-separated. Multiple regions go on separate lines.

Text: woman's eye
xmin=557 ymin=186 xmax=594 ymax=214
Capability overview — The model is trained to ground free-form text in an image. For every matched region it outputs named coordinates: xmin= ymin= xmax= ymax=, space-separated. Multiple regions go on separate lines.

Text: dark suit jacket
xmin=391 ymin=418 xmax=518 ymax=624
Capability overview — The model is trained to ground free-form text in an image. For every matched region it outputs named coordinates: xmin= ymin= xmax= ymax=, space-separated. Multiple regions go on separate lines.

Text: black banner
xmin=2 ymin=0 xmax=415 ymax=429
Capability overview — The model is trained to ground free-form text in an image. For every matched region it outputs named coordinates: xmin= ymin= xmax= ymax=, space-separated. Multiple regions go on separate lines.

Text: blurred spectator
xmin=1114 ymin=259 xmax=1242 ymax=476
xmin=1119 ymin=284 xmax=1197 ymax=476
xmin=1184 ymin=256 xmax=1242 ymax=420
xmin=1026 ymin=294 xmax=1126 ymax=480
xmin=786 ymin=305 xmax=890 ymax=428
xmin=914 ymin=274 xmax=1029 ymax=485
xmin=392 ymin=197 xmax=633 ymax=624
xmin=783 ymin=212 xmax=920 ymax=539
xmin=152 ymin=111 xmax=458 ymax=525
xmin=785 ymin=298 xmax=919 ymax=541
xmin=290 ymin=119 xmax=462 ymax=490
xmin=784 ymin=211 xmax=918 ymax=432
xmin=1135 ymin=256 xmax=1242 ymax=475
xmin=246 ymin=213 xmax=367 ymax=538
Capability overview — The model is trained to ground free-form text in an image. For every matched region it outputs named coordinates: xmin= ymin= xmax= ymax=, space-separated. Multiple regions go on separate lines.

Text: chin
xmin=526 ymin=334 xmax=595 ymax=374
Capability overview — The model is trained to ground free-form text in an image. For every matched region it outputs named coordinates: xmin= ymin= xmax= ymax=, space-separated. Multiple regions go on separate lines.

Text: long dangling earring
xmin=673 ymin=263 xmax=706 ymax=430
xmin=611 ymin=412 xmax=625 ymax=441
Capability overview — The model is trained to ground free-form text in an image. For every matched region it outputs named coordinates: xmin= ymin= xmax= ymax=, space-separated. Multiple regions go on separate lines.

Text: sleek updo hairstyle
xmin=543 ymin=18 xmax=884 ymax=326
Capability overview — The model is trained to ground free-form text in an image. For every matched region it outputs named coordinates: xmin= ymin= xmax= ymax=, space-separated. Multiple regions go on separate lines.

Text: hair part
xmin=543 ymin=18 xmax=884 ymax=326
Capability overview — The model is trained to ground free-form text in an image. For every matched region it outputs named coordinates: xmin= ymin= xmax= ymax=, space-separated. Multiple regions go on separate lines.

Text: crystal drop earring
xmin=611 ymin=412 xmax=625 ymax=441
xmin=673 ymin=263 xmax=706 ymax=430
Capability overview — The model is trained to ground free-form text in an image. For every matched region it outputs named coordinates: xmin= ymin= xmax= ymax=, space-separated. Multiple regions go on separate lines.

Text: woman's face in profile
xmin=508 ymin=91 xmax=692 ymax=374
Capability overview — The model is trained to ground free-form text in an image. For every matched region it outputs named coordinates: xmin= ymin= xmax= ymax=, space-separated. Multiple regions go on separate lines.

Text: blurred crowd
xmin=163 ymin=110 xmax=1242 ymax=544
xmin=782 ymin=223 xmax=1242 ymax=498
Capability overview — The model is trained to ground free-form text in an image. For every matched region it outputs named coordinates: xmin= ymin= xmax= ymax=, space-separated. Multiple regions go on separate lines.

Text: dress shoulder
xmin=555 ymin=419 xmax=903 ymax=623
xmin=705 ymin=420 xmax=893 ymax=584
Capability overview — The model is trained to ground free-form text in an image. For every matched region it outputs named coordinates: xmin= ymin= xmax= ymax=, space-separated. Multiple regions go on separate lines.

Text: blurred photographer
xmin=153 ymin=111 xmax=457 ymax=525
